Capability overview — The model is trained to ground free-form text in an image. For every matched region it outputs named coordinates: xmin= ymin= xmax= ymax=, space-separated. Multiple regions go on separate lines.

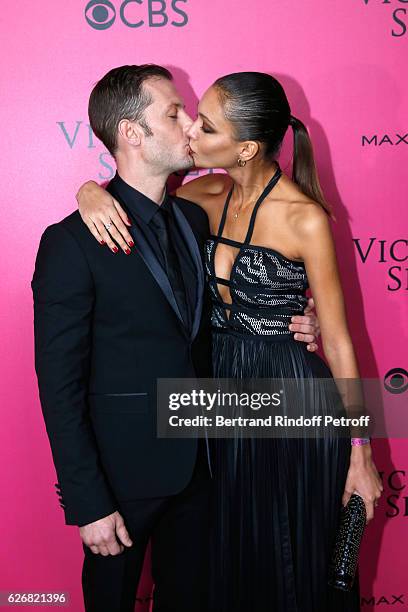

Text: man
xmin=32 ymin=65 xmax=319 ymax=612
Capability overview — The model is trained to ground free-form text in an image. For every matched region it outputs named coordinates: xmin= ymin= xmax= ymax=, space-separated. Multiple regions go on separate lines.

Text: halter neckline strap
xmin=216 ymin=163 xmax=282 ymax=245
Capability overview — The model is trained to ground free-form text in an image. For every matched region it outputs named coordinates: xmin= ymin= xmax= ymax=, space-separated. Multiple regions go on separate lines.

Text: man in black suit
xmin=32 ymin=64 xmax=214 ymax=612
xmin=32 ymin=65 xmax=319 ymax=612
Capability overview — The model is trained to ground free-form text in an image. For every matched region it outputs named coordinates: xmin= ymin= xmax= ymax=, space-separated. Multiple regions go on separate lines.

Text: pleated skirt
xmin=208 ymin=330 xmax=361 ymax=612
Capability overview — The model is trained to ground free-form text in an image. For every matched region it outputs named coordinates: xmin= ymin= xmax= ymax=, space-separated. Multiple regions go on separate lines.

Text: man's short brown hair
xmin=88 ymin=64 xmax=173 ymax=156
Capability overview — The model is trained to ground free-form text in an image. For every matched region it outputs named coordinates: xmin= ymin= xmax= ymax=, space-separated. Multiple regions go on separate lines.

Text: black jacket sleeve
xmin=31 ymin=223 xmax=117 ymax=526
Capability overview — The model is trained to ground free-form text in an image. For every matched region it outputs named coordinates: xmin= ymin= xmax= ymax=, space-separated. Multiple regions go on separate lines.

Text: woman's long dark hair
xmin=213 ymin=72 xmax=333 ymax=218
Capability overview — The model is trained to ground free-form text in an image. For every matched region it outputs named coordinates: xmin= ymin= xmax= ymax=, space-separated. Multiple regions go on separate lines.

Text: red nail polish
xmin=100 ymin=240 xmax=105 ymax=245
xmin=125 ymin=248 xmax=131 ymax=255
xmin=127 ymin=218 xmax=132 ymax=225
xmin=128 ymin=240 xmax=135 ymax=247
xmin=112 ymin=246 xmax=119 ymax=253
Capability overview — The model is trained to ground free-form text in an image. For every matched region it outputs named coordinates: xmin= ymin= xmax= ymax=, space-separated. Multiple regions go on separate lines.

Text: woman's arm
xmin=75 ymin=174 xmax=229 ymax=254
xmin=174 ymin=173 xmax=230 ymax=213
xmin=296 ymin=204 xmax=383 ymax=521
xmin=76 ymin=182 xmax=134 ymax=254
xmin=297 ymin=206 xmax=357 ymax=376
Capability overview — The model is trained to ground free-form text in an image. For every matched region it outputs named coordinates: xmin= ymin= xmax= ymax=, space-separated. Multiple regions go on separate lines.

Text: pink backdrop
xmin=1 ymin=0 xmax=407 ymax=609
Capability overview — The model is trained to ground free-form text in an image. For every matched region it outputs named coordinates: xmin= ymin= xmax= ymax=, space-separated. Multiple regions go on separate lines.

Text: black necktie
xmin=151 ymin=203 xmax=189 ymax=328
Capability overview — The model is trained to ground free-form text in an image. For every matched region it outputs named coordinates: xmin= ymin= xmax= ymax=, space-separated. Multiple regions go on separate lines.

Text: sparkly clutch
xmin=328 ymin=493 xmax=366 ymax=591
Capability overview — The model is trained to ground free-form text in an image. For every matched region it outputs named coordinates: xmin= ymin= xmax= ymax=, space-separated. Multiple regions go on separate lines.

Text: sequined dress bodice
xmin=204 ymin=164 xmax=309 ymax=338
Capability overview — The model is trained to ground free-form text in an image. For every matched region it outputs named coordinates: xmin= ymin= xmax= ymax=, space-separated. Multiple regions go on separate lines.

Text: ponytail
xmin=289 ymin=115 xmax=335 ymax=220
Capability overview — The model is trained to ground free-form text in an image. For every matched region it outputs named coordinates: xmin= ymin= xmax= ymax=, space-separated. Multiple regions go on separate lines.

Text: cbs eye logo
xmin=384 ymin=368 xmax=408 ymax=395
xmin=85 ymin=0 xmax=189 ymax=30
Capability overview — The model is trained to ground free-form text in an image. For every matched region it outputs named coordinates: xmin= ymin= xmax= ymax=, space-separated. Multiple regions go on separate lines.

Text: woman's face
xmin=187 ymin=85 xmax=241 ymax=169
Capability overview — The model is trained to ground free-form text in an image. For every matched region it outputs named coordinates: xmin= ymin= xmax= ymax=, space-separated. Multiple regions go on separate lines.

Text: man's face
xmin=140 ymin=77 xmax=194 ymax=174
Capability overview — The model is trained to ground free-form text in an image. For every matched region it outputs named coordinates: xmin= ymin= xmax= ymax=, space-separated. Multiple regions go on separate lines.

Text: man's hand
xmin=289 ymin=297 xmax=320 ymax=352
xmin=80 ymin=511 xmax=133 ymax=556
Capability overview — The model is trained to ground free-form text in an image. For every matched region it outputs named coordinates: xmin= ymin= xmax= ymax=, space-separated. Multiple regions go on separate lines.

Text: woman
xmin=76 ymin=72 xmax=382 ymax=611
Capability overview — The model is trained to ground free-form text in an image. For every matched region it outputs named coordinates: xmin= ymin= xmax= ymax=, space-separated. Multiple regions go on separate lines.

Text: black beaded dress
xmin=204 ymin=164 xmax=360 ymax=611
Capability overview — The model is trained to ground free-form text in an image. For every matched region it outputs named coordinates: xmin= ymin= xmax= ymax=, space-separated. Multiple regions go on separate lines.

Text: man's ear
xmin=118 ymin=119 xmax=142 ymax=147
xmin=239 ymin=140 xmax=260 ymax=163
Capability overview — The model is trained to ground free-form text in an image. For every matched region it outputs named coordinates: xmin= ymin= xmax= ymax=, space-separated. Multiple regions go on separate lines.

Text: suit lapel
xmin=107 ymin=178 xmax=205 ymax=342
xmin=107 ymin=182 xmax=187 ymax=333
xmin=127 ymin=223 xmax=185 ymax=329
xmin=172 ymin=201 xmax=205 ymax=342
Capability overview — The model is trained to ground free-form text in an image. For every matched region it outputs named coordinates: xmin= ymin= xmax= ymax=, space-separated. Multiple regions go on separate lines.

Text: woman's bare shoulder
xmin=175 ymin=173 xmax=232 ymax=208
xmin=288 ymin=198 xmax=331 ymax=236
xmin=272 ymin=176 xmax=331 ymax=233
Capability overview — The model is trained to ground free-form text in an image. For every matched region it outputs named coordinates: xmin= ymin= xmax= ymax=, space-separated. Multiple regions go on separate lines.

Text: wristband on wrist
xmin=351 ymin=437 xmax=371 ymax=446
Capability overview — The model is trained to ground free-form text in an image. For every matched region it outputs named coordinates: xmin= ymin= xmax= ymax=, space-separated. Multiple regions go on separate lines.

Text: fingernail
xmin=125 ymin=248 xmax=131 ymax=255
xmin=128 ymin=240 xmax=135 ymax=247
xmin=289 ymin=325 xmax=293 ymax=330
xmin=112 ymin=246 xmax=119 ymax=253
xmin=100 ymin=240 xmax=105 ymax=245
xmin=127 ymin=218 xmax=132 ymax=225
xmin=294 ymin=333 xmax=299 ymax=339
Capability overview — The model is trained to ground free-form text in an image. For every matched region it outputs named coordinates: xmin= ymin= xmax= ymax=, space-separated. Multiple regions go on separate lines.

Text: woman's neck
xmin=226 ymin=160 xmax=280 ymax=206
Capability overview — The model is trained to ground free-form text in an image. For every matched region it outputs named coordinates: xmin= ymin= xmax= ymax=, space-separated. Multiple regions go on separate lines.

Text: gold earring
xmin=237 ymin=157 xmax=246 ymax=167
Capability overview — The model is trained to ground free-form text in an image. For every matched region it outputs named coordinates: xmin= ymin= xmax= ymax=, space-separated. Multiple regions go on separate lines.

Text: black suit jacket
xmin=31 ymin=178 xmax=212 ymax=527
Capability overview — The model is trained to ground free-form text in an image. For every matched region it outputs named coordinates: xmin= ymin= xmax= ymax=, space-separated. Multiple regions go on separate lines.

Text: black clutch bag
xmin=328 ymin=493 xmax=366 ymax=591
